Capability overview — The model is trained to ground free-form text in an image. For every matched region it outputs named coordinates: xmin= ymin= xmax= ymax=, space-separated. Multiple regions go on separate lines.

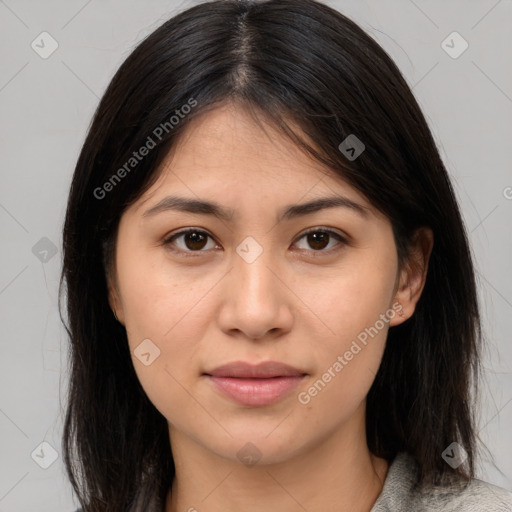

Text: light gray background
xmin=0 ymin=0 xmax=511 ymax=510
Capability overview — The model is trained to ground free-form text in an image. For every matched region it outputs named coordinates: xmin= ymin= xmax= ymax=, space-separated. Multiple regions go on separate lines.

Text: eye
xmin=293 ymin=227 xmax=347 ymax=255
xmin=163 ymin=227 xmax=347 ymax=257
xmin=163 ymin=228 xmax=218 ymax=256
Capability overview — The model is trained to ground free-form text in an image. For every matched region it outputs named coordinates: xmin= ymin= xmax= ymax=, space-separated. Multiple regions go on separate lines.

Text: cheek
xmin=297 ymin=318 xmax=388 ymax=424
xmin=116 ymin=242 xmax=212 ymax=343
xmin=311 ymin=250 xmax=397 ymax=342
xmin=119 ymin=270 xmax=208 ymax=423
xmin=298 ymin=253 xmax=395 ymax=412
xmin=115 ymin=247 xmax=212 ymax=410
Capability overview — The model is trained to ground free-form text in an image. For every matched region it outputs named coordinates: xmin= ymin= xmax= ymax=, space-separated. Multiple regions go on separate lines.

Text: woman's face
xmin=109 ymin=101 xmax=413 ymax=466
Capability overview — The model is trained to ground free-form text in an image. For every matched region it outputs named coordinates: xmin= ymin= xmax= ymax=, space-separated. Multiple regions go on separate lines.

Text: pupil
xmin=186 ymin=232 xmax=206 ymax=250
xmin=309 ymin=232 xmax=328 ymax=250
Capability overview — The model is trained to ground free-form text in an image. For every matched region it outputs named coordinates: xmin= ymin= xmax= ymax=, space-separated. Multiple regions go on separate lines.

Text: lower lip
xmin=207 ymin=375 xmax=305 ymax=406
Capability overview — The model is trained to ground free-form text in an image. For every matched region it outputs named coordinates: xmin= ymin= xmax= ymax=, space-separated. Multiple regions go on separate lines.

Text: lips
xmin=205 ymin=361 xmax=306 ymax=378
xmin=204 ymin=361 xmax=307 ymax=406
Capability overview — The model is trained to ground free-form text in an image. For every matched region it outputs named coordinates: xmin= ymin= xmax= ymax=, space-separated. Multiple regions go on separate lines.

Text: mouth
xmin=203 ymin=361 xmax=308 ymax=406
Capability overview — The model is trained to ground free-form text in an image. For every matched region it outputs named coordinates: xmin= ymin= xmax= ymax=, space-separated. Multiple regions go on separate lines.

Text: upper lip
xmin=204 ymin=361 xmax=307 ymax=378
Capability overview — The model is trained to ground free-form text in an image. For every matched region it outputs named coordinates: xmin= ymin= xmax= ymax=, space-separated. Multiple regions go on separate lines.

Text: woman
xmin=60 ymin=0 xmax=512 ymax=510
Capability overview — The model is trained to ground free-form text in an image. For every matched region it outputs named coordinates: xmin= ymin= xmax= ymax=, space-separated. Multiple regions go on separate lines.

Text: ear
xmin=107 ymin=272 xmax=125 ymax=326
xmin=389 ymin=226 xmax=433 ymax=327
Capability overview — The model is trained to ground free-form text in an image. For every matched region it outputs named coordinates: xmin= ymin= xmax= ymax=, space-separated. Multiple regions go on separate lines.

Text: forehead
xmin=131 ymin=101 xmax=374 ymax=217
xmin=164 ymin=102 xmax=329 ymax=181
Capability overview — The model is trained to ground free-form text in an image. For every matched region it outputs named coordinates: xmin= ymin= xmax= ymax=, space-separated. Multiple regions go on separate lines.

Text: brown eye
xmin=306 ymin=231 xmax=330 ymax=250
xmin=294 ymin=228 xmax=346 ymax=254
xmin=181 ymin=231 xmax=208 ymax=250
xmin=163 ymin=229 xmax=217 ymax=254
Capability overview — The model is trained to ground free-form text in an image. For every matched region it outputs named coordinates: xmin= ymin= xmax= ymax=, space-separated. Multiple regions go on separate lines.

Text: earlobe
xmin=389 ymin=227 xmax=434 ymax=326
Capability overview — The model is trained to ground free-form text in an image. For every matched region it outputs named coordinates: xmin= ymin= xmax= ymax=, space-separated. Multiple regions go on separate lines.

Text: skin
xmin=108 ymin=101 xmax=433 ymax=512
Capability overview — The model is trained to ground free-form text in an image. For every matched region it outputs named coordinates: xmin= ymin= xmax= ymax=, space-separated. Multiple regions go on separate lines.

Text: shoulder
xmin=425 ymin=478 xmax=512 ymax=511
xmin=372 ymin=452 xmax=512 ymax=512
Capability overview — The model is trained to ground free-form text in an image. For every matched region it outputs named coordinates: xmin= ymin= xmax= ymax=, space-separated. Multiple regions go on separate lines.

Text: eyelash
xmin=162 ymin=227 xmax=348 ymax=258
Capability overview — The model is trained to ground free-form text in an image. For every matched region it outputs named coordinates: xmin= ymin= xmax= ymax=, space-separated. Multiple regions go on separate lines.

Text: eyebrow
xmin=142 ymin=194 xmax=370 ymax=222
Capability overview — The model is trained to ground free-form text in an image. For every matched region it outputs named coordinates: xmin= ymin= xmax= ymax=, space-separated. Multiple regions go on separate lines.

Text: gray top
xmin=74 ymin=452 xmax=512 ymax=511
xmin=370 ymin=452 xmax=512 ymax=511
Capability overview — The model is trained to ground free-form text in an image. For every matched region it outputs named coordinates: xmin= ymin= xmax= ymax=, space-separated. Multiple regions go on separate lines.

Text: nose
xmin=217 ymin=242 xmax=294 ymax=341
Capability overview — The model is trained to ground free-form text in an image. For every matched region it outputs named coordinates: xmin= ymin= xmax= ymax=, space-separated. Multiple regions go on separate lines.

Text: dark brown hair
xmin=60 ymin=0 xmax=481 ymax=510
